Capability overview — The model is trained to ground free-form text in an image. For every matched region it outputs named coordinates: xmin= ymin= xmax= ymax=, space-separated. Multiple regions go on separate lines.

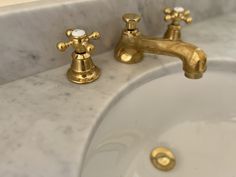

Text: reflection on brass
xmin=57 ymin=29 xmax=101 ymax=84
xmin=150 ymin=147 xmax=176 ymax=171
xmin=115 ymin=7 xmax=207 ymax=79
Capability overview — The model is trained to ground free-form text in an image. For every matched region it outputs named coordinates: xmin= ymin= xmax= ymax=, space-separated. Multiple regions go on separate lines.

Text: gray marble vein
xmin=0 ymin=13 xmax=236 ymax=177
xmin=0 ymin=0 xmax=235 ymax=84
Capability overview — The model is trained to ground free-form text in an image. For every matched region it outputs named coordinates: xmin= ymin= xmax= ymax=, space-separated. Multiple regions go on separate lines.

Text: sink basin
xmin=80 ymin=59 xmax=236 ymax=177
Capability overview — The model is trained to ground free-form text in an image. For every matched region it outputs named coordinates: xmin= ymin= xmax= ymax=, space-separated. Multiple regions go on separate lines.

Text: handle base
xmin=67 ymin=53 xmax=101 ymax=84
xmin=164 ymin=24 xmax=181 ymax=41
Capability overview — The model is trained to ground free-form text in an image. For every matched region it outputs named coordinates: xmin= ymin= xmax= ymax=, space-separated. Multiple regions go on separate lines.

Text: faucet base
xmin=67 ymin=52 xmax=101 ymax=84
xmin=115 ymin=47 xmax=143 ymax=64
xmin=164 ymin=24 xmax=181 ymax=41
xmin=67 ymin=67 xmax=100 ymax=84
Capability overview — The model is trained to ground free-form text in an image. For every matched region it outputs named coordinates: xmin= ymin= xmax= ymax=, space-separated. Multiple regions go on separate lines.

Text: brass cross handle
xmin=57 ymin=29 xmax=100 ymax=54
xmin=122 ymin=13 xmax=141 ymax=31
xmin=164 ymin=7 xmax=192 ymax=25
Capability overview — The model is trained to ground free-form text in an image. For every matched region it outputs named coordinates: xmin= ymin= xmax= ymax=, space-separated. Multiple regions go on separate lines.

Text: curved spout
xmin=139 ymin=36 xmax=207 ymax=79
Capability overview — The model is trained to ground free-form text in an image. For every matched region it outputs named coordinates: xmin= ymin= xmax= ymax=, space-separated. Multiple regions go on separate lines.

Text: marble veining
xmin=0 ymin=0 xmax=236 ymax=84
xmin=0 ymin=13 xmax=236 ymax=177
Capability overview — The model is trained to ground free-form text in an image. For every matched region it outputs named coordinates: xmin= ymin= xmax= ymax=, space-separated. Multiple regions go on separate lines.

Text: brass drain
xmin=150 ymin=147 xmax=176 ymax=171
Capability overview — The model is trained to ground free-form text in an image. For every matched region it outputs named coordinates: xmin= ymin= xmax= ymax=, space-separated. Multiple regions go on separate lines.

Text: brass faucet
xmin=115 ymin=7 xmax=207 ymax=79
xmin=57 ymin=29 xmax=101 ymax=84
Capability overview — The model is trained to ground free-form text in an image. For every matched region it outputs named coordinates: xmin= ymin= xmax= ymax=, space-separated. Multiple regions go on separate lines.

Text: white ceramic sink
xmin=80 ymin=59 xmax=236 ymax=177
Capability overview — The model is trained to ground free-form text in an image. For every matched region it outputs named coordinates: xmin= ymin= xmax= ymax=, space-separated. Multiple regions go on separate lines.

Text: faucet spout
xmin=115 ymin=11 xmax=207 ymax=79
xmin=139 ymin=36 xmax=207 ymax=79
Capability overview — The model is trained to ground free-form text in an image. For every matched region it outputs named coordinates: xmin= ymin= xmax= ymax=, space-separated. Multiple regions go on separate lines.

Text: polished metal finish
xmin=57 ymin=29 xmax=101 ymax=84
xmin=115 ymin=7 xmax=207 ymax=79
xmin=150 ymin=147 xmax=176 ymax=171
xmin=123 ymin=13 xmax=141 ymax=30
xmin=164 ymin=7 xmax=192 ymax=40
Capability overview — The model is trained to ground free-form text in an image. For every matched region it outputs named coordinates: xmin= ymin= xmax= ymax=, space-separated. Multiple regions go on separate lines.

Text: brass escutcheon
xmin=150 ymin=147 xmax=176 ymax=171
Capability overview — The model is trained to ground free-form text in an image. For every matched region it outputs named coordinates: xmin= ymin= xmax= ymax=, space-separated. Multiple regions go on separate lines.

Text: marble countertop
xmin=1 ymin=13 xmax=236 ymax=177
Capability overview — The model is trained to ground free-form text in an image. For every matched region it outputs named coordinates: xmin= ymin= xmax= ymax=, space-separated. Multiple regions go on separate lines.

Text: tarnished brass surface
xmin=115 ymin=7 xmax=207 ymax=79
xmin=150 ymin=147 xmax=176 ymax=171
xmin=57 ymin=29 xmax=101 ymax=84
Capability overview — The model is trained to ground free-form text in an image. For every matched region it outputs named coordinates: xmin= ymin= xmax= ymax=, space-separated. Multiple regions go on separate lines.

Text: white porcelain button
xmin=174 ymin=7 xmax=184 ymax=13
xmin=72 ymin=29 xmax=86 ymax=37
